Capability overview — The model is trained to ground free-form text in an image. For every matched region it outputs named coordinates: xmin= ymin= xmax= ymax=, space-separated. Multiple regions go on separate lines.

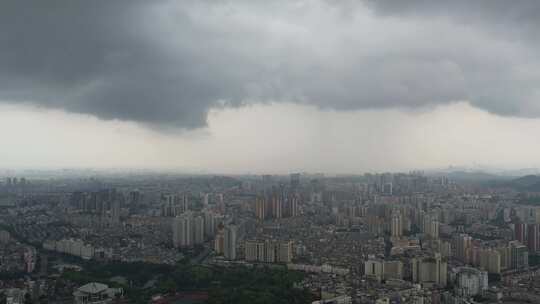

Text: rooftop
xmin=77 ymin=282 xmax=109 ymax=295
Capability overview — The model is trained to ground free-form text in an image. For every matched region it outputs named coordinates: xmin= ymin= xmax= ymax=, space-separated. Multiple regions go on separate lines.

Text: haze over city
xmin=2 ymin=1 xmax=540 ymax=173
xmin=4 ymin=2 xmax=540 ymax=304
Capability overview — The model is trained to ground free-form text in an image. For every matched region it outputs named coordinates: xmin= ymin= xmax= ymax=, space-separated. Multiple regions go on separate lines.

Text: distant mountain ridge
xmin=426 ymin=170 xmax=540 ymax=191
xmin=427 ymin=170 xmax=511 ymax=183
xmin=444 ymin=170 xmax=509 ymax=182
xmin=507 ymin=175 xmax=540 ymax=191
xmin=483 ymin=174 xmax=540 ymax=192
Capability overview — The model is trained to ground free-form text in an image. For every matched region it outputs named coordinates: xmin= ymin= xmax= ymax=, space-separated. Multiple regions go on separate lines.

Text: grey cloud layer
xmin=1 ymin=0 xmax=540 ymax=128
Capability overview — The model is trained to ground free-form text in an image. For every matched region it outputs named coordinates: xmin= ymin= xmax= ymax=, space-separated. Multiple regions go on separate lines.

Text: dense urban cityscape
xmin=4 ymin=0 xmax=540 ymax=303
xmin=2 ymin=170 xmax=540 ymax=303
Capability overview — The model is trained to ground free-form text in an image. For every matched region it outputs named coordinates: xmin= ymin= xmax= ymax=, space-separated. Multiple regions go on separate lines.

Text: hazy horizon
xmin=2 ymin=1 xmax=540 ymax=173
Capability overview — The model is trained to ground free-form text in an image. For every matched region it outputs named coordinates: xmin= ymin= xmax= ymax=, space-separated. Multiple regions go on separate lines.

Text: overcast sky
xmin=2 ymin=1 xmax=540 ymax=173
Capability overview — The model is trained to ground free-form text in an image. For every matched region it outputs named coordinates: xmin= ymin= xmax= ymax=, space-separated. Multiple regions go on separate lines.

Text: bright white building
xmin=73 ymin=282 xmax=123 ymax=304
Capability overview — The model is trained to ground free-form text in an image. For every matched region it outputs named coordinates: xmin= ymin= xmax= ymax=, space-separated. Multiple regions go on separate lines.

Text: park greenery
xmin=61 ymin=261 xmax=315 ymax=304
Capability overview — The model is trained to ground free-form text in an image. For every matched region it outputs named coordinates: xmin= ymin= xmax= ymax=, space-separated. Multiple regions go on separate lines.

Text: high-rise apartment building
xmin=455 ymin=267 xmax=488 ymax=298
xmin=527 ymin=224 xmax=540 ymax=253
xmin=172 ymin=212 xmax=193 ymax=248
xmin=214 ymin=229 xmax=224 ymax=255
xmin=224 ymin=225 xmax=238 ymax=260
xmin=255 ymin=197 xmax=266 ymax=220
xmin=383 ymin=260 xmax=403 ymax=280
xmin=272 ymin=197 xmax=282 ymax=219
xmin=479 ymin=248 xmax=501 ymax=274
xmin=411 ymin=253 xmax=447 ymax=287
xmin=162 ymin=194 xmax=190 ymax=217
xmin=509 ymin=241 xmax=528 ymax=270
xmin=277 ymin=241 xmax=293 ymax=263
xmin=497 ymin=246 xmax=511 ymax=270
xmin=203 ymin=210 xmax=216 ymax=238
xmin=424 ymin=215 xmax=440 ymax=240
xmin=452 ymin=234 xmax=472 ymax=264
xmin=244 ymin=239 xmax=292 ymax=264
xmin=193 ymin=216 xmax=205 ymax=245
xmin=515 ymin=222 xmax=527 ymax=244
xmin=245 ymin=240 xmax=259 ymax=262
xmin=365 ymin=259 xmax=384 ymax=282
xmin=391 ymin=213 xmax=403 ymax=238
xmin=265 ymin=240 xmax=276 ymax=263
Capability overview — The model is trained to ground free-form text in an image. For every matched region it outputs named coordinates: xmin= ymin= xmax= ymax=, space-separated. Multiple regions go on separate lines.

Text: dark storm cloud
xmin=2 ymin=0 xmax=540 ymax=128
xmin=0 ymin=0 xmax=230 ymax=128
xmin=362 ymin=1 xmax=540 ymax=50
xmin=364 ymin=0 xmax=540 ymax=27
xmin=360 ymin=0 xmax=540 ymax=116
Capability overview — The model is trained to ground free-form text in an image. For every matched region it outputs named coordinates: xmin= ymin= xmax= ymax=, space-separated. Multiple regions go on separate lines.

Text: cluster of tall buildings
xmin=452 ymin=234 xmax=472 ymax=264
xmin=360 ymin=202 xmax=443 ymax=239
xmin=172 ymin=210 xmax=220 ymax=248
xmin=507 ymin=240 xmax=529 ymax=270
xmin=71 ymin=189 xmax=120 ymax=213
xmin=70 ymin=189 xmax=121 ymax=225
xmin=254 ymin=193 xmax=299 ymax=220
xmin=390 ymin=212 xmax=404 ymax=238
xmin=161 ymin=194 xmax=190 ymax=217
xmin=244 ymin=239 xmax=293 ymax=264
xmin=423 ymin=214 xmax=440 ymax=240
xmin=363 ymin=253 xmax=449 ymax=287
xmin=476 ymin=248 xmax=502 ymax=274
xmin=452 ymin=267 xmax=488 ymax=298
xmin=214 ymin=224 xmax=239 ymax=260
xmin=514 ymin=221 xmax=540 ymax=253
xmin=356 ymin=171 xmax=441 ymax=197
xmin=411 ymin=253 xmax=448 ymax=287
xmin=358 ymin=201 xmax=532 ymax=299
xmin=365 ymin=209 xmax=415 ymax=239
xmin=3 ymin=177 xmax=27 ymax=188
xmin=451 ymin=233 xmax=529 ymax=273
xmin=364 ymin=259 xmax=404 ymax=282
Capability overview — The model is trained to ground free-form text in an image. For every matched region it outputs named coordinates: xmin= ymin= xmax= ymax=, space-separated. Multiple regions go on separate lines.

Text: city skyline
xmin=4 ymin=2 xmax=540 ymax=303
